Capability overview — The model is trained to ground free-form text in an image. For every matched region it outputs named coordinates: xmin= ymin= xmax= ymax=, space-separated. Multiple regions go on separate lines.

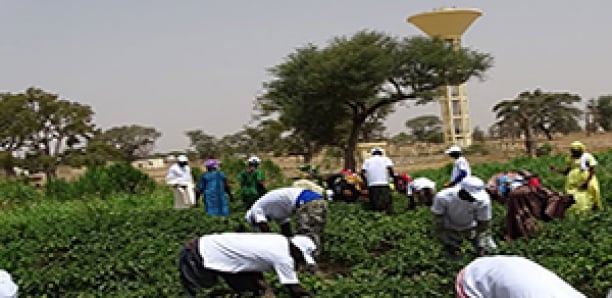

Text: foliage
xmin=259 ymin=31 xmax=493 ymax=169
xmin=536 ymin=143 xmax=554 ymax=157
xmin=404 ymin=115 xmax=443 ymax=143
xmin=493 ymin=89 xmax=582 ymax=156
xmin=98 ymin=125 xmax=162 ymax=162
xmin=595 ymin=95 xmax=612 ymax=131
xmin=0 ymin=180 xmax=42 ymax=206
xmin=1 ymin=151 xmax=610 ymax=297
xmin=472 ymin=126 xmax=486 ymax=142
xmin=185 ymin=130 xmax=220 ymax=159
xmin=44 ymin=163 xmax=156 ymax=201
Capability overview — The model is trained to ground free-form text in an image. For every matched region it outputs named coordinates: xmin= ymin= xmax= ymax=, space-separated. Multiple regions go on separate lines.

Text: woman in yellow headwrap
xmin=551 ymin=141 xmax=602 ymax=212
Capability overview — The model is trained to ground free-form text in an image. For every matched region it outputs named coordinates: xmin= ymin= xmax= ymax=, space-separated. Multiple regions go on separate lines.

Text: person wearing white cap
xmin=165 ymin=155 xmax=196 ymax=209
xmin=431 ymin=176 xmax=495 ymax=259
xmin=445 ymin=146 xmax=471 ymax=188
xmin=0 ymin=270 xmax=18 ymax=298
xmin=361 ymin=147 xmax=396 ymax=214
xmin=455 ymin=256 xmax=585 ymax=298
xmin=178 ymin=233 xmax=316 ymax=297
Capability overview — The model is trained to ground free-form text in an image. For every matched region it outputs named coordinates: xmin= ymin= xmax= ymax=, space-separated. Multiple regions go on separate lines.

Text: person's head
xmin=445 ymin=146 xmax=462 ymax=158
xmin=371 ymin=147 xmax=384 ymax=156
xmin=569 ymin=141 xmax=585 ymax=158
xmin=289 ymin=235 xmax=317 ymax=267
xmin=177 ymin=155 xmax=189 ymax=167
xmin=458 ymin=176 xmax=488 ymax=203
xmin=204 ymin=159 xmax=220 ymax=172
xmin=417 ymin=188 xmax=436 ymax=206
xmin=247 ymin=156 xmax=260 ymax=171
xmin=0 ymin=270 xmax=18 ymax=298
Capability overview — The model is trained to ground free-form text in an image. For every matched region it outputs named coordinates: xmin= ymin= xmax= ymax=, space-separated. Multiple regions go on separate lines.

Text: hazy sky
xmin=2 ymin=1 xmax=611 ymax=152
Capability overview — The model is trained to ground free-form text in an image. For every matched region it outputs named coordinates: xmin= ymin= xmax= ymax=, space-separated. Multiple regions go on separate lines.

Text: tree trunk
xmin=524 ymin=123 xmax=535 ymax=157
xmin=344 ymin=116 xmax=364 ymax=171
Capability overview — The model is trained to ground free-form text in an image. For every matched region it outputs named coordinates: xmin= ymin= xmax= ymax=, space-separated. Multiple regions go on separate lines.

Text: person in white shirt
xmin=165 ymin=155 xmax=196 ymax=209
xmin=455 ymin=255 xmax=585 ymax=298
xmin=0 ymin=270 xmax=18 ymax=298
xmin=361 ymin=147 xmax=396 ymax=214
xmin=406 ymin=177 xmax=436 ymax=209
xmin=445 ymin=146 xmax=471 ymax=188
xmin=179 ymin=233 xmax=316 ymax=297
xmin=431 ymin=176 xmax=495 ymax=259
xmin=245 ymin=187 xmax=327 ymax=251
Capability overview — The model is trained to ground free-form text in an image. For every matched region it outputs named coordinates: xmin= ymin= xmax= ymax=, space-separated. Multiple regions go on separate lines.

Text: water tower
xmin=407 ymin=8 xmax=482 ymax=147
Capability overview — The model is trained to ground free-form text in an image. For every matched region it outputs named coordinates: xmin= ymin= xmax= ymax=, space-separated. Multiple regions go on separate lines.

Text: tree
xmin=260 ymin=31 xmax=492 ymax=169
xmin=595 ymin=95 xmax=612 ymax=131
xmin=0 ymin=93 xmax=35 ymax=176
xmin=493 ymin=89 xmax=582 ymax=156
xmin=14 ymin=88 xmax=96 ymax=178
xmin=186 ymin=130 xmax=220 ymax=159
xmin=404 ymin=115 xmax=443 ymax=143
xmin=99 ymin=125 xmax=162 ymax=162
xmin=472 ymin=126 xmax=486 ymax=143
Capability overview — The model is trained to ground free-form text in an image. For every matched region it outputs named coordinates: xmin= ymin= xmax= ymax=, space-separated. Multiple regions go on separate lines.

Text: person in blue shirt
xmin=198 ymin=159 xmax=234 ymax=216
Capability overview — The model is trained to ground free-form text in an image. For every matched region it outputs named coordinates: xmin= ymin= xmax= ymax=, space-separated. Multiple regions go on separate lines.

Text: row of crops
xmin=1 ymin=151 xmax=610 ymax=297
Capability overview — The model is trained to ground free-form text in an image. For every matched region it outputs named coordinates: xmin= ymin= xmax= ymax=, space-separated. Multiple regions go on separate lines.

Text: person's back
xmin=432 ymin=186 xmax=490 ymax=231
xmin=0 ymin=270 xmax=18 ymax=298
xmin=459 ymin=256 xmax=585 ymax=298
xmin=362 ymin=155 xmax=393 ymax=186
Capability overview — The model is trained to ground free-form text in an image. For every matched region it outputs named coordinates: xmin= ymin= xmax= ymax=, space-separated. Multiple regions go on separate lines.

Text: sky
xmin=1 ymin=1 xmax=611 ymax=152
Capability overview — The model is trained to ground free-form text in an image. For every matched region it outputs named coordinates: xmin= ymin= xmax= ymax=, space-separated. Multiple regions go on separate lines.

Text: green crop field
xmin=1 ymin=152 xmax=611 ymax=297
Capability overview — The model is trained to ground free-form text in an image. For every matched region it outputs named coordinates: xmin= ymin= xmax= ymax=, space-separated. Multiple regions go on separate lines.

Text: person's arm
xmin=254 ymin=273 xmax=276 ymax=297
xmin=580 ymin=166 xmax=596 ymax=189
xmin=258 ymin=222 xmax=272 ymax=233
xmin=286 ymin=284 xmax=311 ymax=298
xmin=474 ymin=220 xmax=491 ymax=256
xmin=280 ymin=221 xmax=293 ymax=237
xmin=432 ymin=214 xmax=445 ymax=239
xmin=360 ymin=169 xmax=367 ymax=185
xmin=448 ymin=170 xmax=467 ymax=187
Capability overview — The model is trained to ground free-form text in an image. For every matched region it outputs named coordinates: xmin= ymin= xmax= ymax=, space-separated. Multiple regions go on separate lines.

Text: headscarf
xmin=204 ymin=159 xmax=220 ymax=169
xmin=569 ymin=141 xmax=586 ymax=152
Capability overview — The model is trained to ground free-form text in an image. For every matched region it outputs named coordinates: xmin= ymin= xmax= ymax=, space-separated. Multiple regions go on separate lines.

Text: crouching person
xmin=245 ymin=187 xmax=327 ymax=253
xmin=431 ymin=176 xmax=496 ymax=259
xmin=179 ymin=233 xmax=316 ymax=297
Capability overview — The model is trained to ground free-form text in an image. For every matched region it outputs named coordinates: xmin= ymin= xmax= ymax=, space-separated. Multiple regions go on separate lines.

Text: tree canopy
xmin=258 ymin=31 xmax=492 ymax=169
xmin=98 ymin=125 xmax=162 ymax=162
xmin=493 ymin=89 xmax=582 ymax=156
xmin=404 ymin=115 xmax=443 ymax=143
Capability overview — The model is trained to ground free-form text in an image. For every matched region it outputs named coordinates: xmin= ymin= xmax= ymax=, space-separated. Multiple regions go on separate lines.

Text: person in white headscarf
xmin=166 ymin=155 xmax=196 ymax=209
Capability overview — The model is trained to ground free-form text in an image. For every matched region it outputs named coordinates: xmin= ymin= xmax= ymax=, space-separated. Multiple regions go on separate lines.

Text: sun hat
xmin=177 ymin=155 xmax=189 ymax=163
xmin=0 ymin=270 xmax=18 ymax=298
xmin=290 ymin=235 xmax=317 ymax=265
xmin=445 ymin=145 xmax=462 ymax=154
xmin=460 ymin=176 xmax=489 ymax=202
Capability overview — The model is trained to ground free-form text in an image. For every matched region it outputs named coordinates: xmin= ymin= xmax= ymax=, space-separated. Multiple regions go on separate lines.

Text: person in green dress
xmin=237 ymin=156 xmax=266 ymax=208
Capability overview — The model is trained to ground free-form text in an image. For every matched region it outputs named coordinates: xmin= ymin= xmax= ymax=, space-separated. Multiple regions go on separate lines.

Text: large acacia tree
xmin=259 ymin=31 xmax=492 ymax=169
xmin=493 ymin=89 xmax=582 ymax=156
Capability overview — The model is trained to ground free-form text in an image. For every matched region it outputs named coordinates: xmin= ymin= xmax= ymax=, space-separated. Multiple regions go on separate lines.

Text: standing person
xmin=444 ymin=146 xmax=471 ymax=188
xmin=197 ymin=159 xmax=234 ymax=217
xmin=551 ymin=141 xmax=603 ymax=212
xmin=456 ymin=255 xmax=585 ymax=298
xmin=361 ymin=147 xmax=396 ymax=214
xmin=406 ymin=177 xmax=436 ymax=209
xmin=165 ymin=155 xmax=196 ymax=209
xmin=431 ymin=176 xmax=495 ymax=259
xmin=0 ymin=270 xmax=18 ymax=298
xmin=237 ymin=156 xmax=266 ymax=208
xmin=178 ymin=233 xmax=316 ymax=298
xmin=244 ymin=187 xmax=327 ymax=252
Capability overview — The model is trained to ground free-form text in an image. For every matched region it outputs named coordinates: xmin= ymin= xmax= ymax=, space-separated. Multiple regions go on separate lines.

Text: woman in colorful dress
xmin=197 ymin=159 xmax=233 ymax=216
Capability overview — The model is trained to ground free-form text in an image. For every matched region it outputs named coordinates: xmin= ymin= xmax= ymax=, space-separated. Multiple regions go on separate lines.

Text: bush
xmin=44 ymin=163 xmax=157 ymax=201
xmin=536 ymin=142 xmax=554 ymax=157
xmin=0 ymin=180 xmax=42 ymax=205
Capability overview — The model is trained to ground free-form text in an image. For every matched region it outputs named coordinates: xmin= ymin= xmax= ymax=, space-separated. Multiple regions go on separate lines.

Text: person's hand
xmin=443 ymin=182 xmax=451 ymax=188
xmin=263 ymin=288 xmax=276 ymax=298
